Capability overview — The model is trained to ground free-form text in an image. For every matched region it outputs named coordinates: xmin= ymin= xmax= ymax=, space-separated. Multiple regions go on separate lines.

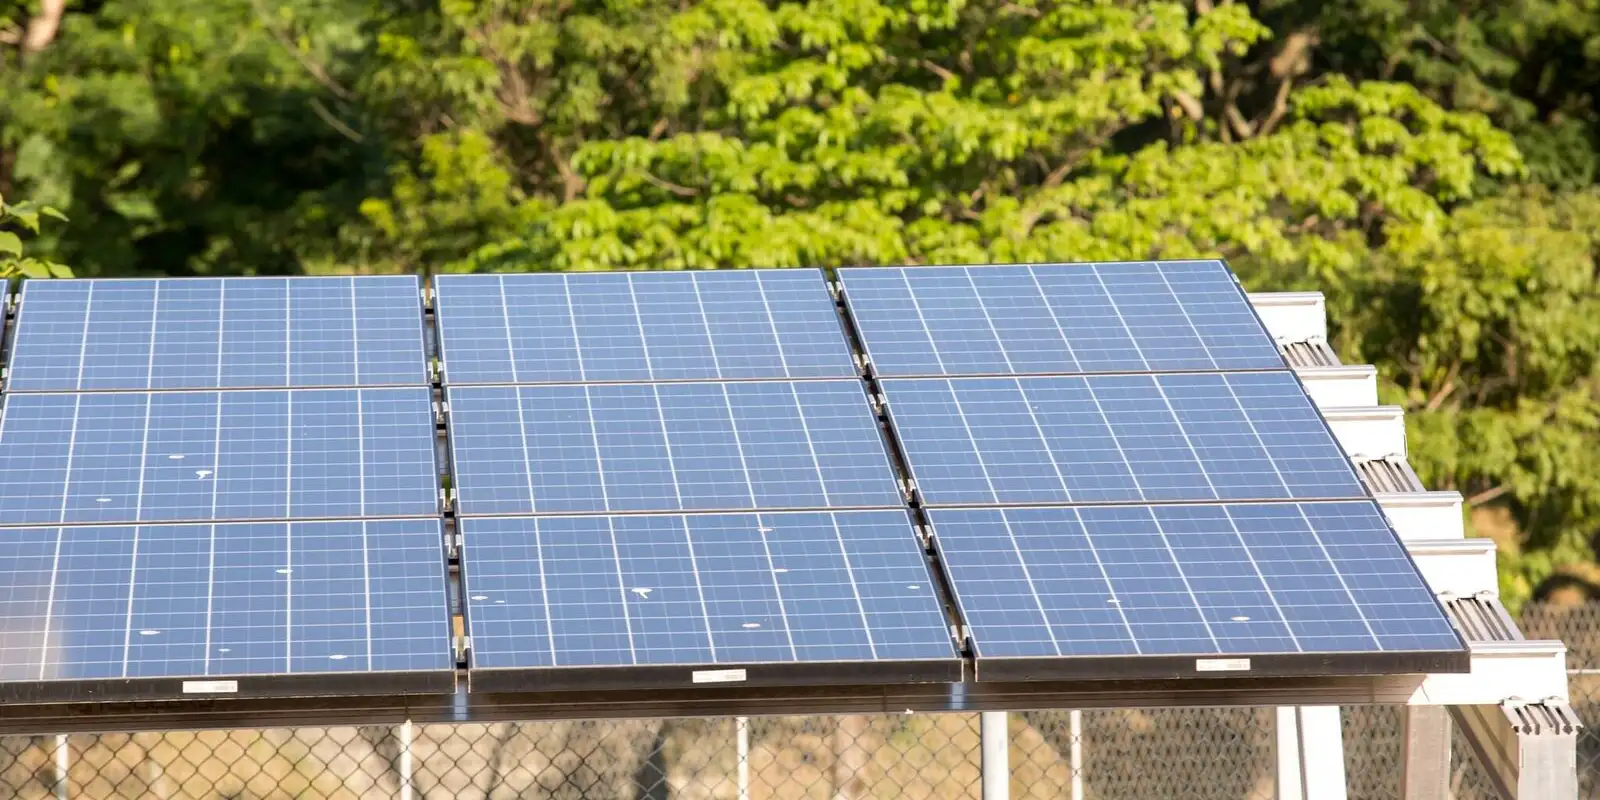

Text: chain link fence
xmin=3 ymin=603 xmax=1595 ymax=799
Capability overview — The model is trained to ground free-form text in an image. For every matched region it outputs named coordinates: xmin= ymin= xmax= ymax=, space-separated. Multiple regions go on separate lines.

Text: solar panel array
xmin=839 ymin=263 xmax=1462 ymax=679
xmin=0 ymin=277 xmax=452 ymax=702
xmin=434 ymin=269 xmax=960 ymax=689
xmin=0 ymin=261 xmax=1465 ymax=703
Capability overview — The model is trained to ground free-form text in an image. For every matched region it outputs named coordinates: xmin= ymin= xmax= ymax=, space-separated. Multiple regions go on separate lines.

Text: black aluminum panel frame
xmin=468 ymin=656 xmax=964 ymax=694
xmin=0 ymin=668 xmax=458 ymax=706
xmin=971 ymin=649 xmax=1470 ymax=683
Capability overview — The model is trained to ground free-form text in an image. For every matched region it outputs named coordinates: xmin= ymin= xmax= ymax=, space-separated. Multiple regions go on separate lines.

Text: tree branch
xmin=22 ymin=0 xmax=66 ymax=54
xmin=920 ymin=59 xmax=957 ymax=85
xmin=1424 ymin=362 xmax=1461 ymax=412
xmin=253 ymin=2 xmax=355 ymax=100
xmin=634 ymin=169 xmax=698 ymax=197
xmin=308 ymin=97 xmax=364 ymax=143
xmin=1467 ymin=484 xmax=1510 ymax=507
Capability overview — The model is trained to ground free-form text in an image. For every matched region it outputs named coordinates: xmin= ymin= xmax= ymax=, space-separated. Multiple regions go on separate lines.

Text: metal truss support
xmin=1401 ymin=705 xmax=1450 ymax=800
xmin=1276 ymin=706 xmax=1347 ymax=800
xmin=1451 ymin=701 xmax=1582 ymax=799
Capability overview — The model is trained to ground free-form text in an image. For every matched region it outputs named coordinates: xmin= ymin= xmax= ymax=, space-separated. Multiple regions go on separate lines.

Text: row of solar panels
xmin=0 ymin=263 xmax=1466 ymax=704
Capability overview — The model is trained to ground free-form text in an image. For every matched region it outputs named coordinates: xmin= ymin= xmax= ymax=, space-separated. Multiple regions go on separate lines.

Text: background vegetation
xmin=1 ymin=0 xmax=1597 ymax=609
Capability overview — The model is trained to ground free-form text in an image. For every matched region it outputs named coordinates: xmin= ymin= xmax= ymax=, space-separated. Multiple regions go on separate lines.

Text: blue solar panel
xmin=461 ymin=510 xmax=956 ymax=684
xmin=0 ymin=519 xmax=451 ymax=695
xmin=0 ymin=388 xmax=438 ymax=526
xmin=837 ymin=262 xmax=1286 ymax=377
xmin=882 ymin=372 xmax=1363 ymax=506
xmin=434 ymin=270 xmax=857 ymax=384
xmin=447 ymin=380 xmax=902 ymax=516
xmin=4 ymin=277 xmax=427 ymax=392
xmin=929 ymin=502 xmax=1463 ymax=666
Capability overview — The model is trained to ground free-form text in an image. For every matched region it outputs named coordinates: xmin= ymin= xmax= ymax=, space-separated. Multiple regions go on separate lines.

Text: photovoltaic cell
xmin=0 ymin=519 xmax=452 ymax=698
xmin=882 ymin=372 xmax=1363 ymax=506
xmin=433 ymin=270 xmax=857 ymax=384
xmin=4 ymin=277 xmax=427 ymax=392
xmin=447 ymin=380 xmax=902 ymax=516
xmin=0 ymin=388 xmax=438 ymax=526
xmin=461 ymin=510 xmax=956 ymax=686
xmin=929 ymin=502 xmax=1463 ymax=668
xmin=837 ymin=262 xmax=1287 ymax=377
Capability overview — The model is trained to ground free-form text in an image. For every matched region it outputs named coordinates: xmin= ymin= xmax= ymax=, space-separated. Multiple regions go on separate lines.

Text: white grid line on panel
xmin=648 ymin=384 xmax=687 ymax=509
xmin=1151 ymin=266 xmax=1221 ymax=371
xmin=624 ymin=273 xmax=656 ymax=381
xmin=827 ymin=513 xmax=879 ymax=659
xmin=996 ymin=512 xmax=1065 ymax=657
xmin=562 ymin=275 xmax=587 ymax=382
xmin=1290 ymin=504 xmax=1383 ymax=649
xmin=72 ymin=283 xmax=95 ymax=391
xmin=361 ymin=520 xmax=374 ymax=668
xmin=1023 ymin=265 xmax=1084 ymax=373
xmin=1062 ymin=379 xmax=1148 ymax=502
xmin=1216 ymin=508 xmax=1304 ymax=653
xmin=349 ymin=278 xmax=361 ymax=386
xmin=752 ymin=273 xmax=793 ymax=379
xmin=1087 ymin=266 xmax=1153 ymax=372
xmin=37 ymin=526 xmax=65 ymax=680
xmin=687 ymin=273 xmax=724 ymax=380
xmin=119 ymin=525 xmax=143 ymax=677
xmin=1067 ymin=508 xmax=1143 ymax=654
xmin=1012 ymin=377 xmax=1072 ymax=501
xmin=897 ymin=269 xmax=949 ymax=374
xmin=497 ymin=276 xmax=521 ymax=384
xmin=754 ymin=514 xmax=801 ymax=661
xmin=962 ymin=267 xmax=1016 ymax=373
xmin=511 ymin=387 xmax=541 ymax=515
xmin=940 ymin=381 xmax=1000 ymax=503
xmin=605 ymin=517 xmax=640 ymax=665
xmin=1141 ymin=508 xmax=1223 ymax=653
xmin=583 ymin=385 xmax=614 ymax=509
xmin=679 ymin=516 xmax=720 ymax=663
xmin=720 ymin=384 xmax=759 ymax=509
xmin=787 ymin=382 xmax=833 ymax=507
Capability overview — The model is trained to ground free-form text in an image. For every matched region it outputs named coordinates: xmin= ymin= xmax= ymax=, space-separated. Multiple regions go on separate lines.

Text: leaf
xmin=0 ymin=231 xmax=22 ymax=258
xmin=39 ymin=207 xmax=67 ymax=223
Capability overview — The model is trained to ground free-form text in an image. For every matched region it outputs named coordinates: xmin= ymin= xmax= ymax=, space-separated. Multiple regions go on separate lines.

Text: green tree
xmin=0 ymin=194 xmax=70 ymax=279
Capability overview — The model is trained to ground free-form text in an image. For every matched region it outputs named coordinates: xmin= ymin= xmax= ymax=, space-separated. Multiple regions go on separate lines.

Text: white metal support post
xmin=737 ymin=716 xmax=750 ymax=800
xmin=1276 ymin=706 xmax=1347 ymax=800
xmin=53 ymin=734 xmax=68 ymax=800
xmin=399 ymin=718 xmax=414 ymax=800
xmin=981 ymin=711 xmax=1009 ymax=800
xmin=1401 ymin=706 xmax=1450 ymax=800
xmin=1070 ymin=709 xmax=1084 ymax=800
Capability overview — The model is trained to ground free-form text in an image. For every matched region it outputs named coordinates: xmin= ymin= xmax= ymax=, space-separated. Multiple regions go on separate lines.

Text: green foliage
xmin=2 ymin=0 xmax=1599 ymax=601
xmin=0 ymin=195 xmax=71 ymax=280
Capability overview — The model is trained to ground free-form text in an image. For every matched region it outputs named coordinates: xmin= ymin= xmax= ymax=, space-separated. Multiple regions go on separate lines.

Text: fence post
xmin=399 ymin=719 xmax=414 ymax=800
xmin=736 ymin=716 xmax=750 ymax=800
xmin=981 ymin=711 xmax=1009 ymax=800
xmin=53 ymin=734 xmax=68 ymax=800
xmin=1070 ymin=709 xmax=1084 ymax=800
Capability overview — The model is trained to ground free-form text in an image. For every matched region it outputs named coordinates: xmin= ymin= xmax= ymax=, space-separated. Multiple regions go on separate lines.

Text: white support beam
xmin=1322 ymin=406 xmax=1408 ymax=460
xmin=1409 ymin=641 xmax=1570 ymax=706
xmin=1377 ymin=492 xmax=1466 ymax=541
xmin=1295 ymin=365 xmax=1379 ymax=409
xmin=1405 ymin=538 xmax=1499 ymax=597
xmin=1248 ymin=292 xmax=1328 ymax=344
xmin=1276 ymin=706 xmax=1347 ymax=800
